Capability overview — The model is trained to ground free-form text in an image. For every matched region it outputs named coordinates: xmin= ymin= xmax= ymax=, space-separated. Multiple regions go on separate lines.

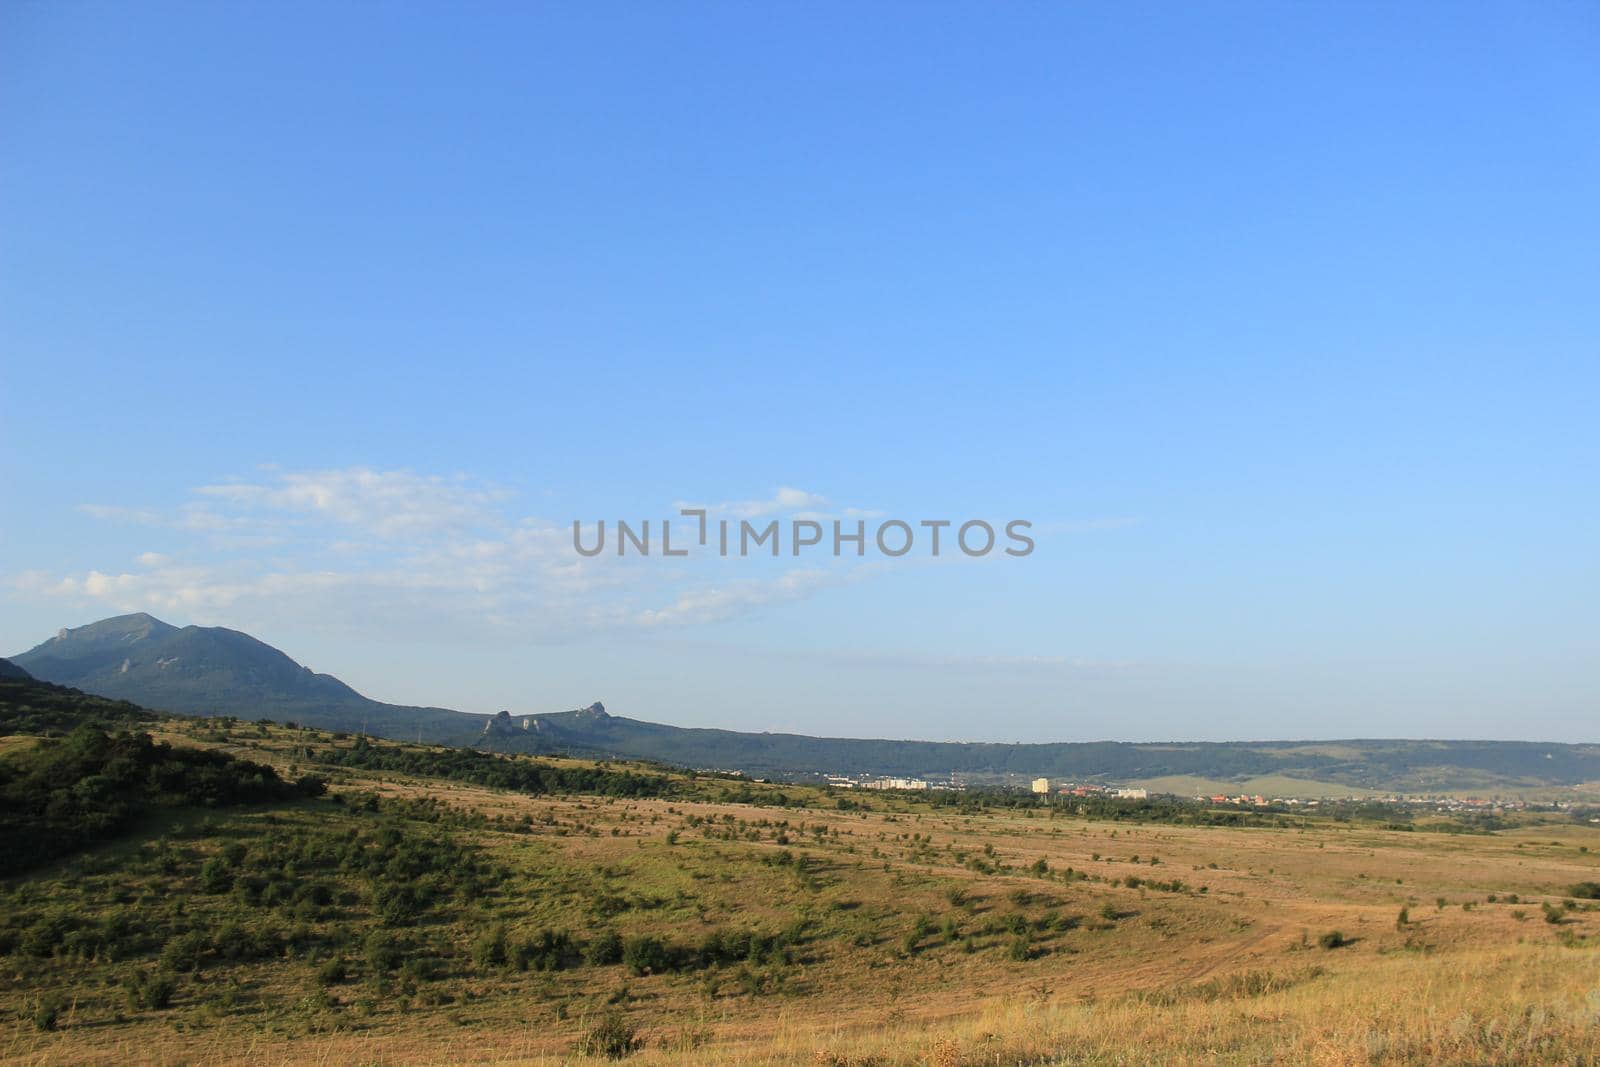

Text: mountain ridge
xmin=483 ymin=707 xmax=1600 ymax=791
xmin=12 ymin=614 xmax=1600 ymax=793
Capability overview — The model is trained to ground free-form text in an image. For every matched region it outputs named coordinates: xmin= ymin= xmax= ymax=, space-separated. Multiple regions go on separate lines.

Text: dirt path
xmin=1176 ymin=922 xmax=1280 ymax=983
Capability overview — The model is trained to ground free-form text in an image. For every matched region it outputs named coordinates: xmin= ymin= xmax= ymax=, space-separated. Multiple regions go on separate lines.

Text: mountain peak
xmin=55 ymin=612 xmax=177 ymax=641
xmin=37 ymin=612 xmax=179 ymax=653
xmin=581 ymin=701 xmax=608 ymax=719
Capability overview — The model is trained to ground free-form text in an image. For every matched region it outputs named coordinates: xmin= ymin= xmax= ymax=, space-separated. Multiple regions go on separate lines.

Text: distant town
xmin=793 ymin=771 xmax=1594 ymax=818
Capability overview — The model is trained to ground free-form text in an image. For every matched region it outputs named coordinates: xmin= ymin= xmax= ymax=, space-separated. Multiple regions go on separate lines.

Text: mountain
xmin=0 ymin=657 xmax=32 ymax=681
xmin=11 ymin=613 xmax=485 ymax=743
xmin=14 ymin=615 xmax=1600 ymax=794
xmin=480 ymin=706 xmax=1600 ymax=794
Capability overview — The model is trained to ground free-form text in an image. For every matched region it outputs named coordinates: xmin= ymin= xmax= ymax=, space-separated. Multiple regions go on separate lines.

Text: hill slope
xmin=0 ymin=668 xmax=160 ymax=736
xmin=483 ymin=705 xmax=1600 ymax=793
xmin=11 ymin=614 xmax=485 ymax=743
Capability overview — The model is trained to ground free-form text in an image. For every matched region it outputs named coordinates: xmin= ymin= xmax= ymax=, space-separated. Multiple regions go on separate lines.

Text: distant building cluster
xmin=1210 ymin=793 xmax=1269 ymax=806
xmin=1048 ymin=783 xmax=1149 ymax=799
xmin=864 ymin=777 xmax=929 ymax=791
xmin=821 ymin=774 xmax=952 ymax=791
xmin=807 ymin=769 xmax=1576 ymax=813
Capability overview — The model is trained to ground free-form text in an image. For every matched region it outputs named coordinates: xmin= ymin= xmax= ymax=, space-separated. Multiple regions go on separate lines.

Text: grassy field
xmin=3 ymin=721 xmax=1599 ymax=1066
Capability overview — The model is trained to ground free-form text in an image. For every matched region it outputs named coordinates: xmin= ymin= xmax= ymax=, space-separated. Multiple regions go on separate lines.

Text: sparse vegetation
xmin=0 ymin=709 xmax=1597 ymax=1065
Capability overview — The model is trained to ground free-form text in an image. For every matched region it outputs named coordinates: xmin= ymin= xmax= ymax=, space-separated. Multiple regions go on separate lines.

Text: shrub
xmin=575 ymin=1012 xmax=641 ymax=1059
xmin=123 ymin=968 xmax=179 ymax=1011
xmin=622 ymin=935 xmax=670 ymax=976
xmin=472 ymin=924 xmax=508 ymax=970
xmin=199 ymin=857 xmax=234 ymax=894
xmin=585 ymin=929 xmax=624 ymax=966
xmin=19 ymin=912 xmax=77 ymax=958
xmin=365 ymin=931 xmax=401 ymax=972
xmin=1318 ymin=931 xmax=1348 ymax=950
xmin=1396 ymin=906 xmax=1410 ymax=929
xmin=1569 ymin=882 xmax=1600 ymax=900
xmin=210 ymin=920 xmax=283 ymax=961
xmin=32 ymin=995 xmax=63 ymax=1031
xmin=160 ymin=930 xmax=208 ymax=972
xmin=373 ymin=884 xmax=426 ymax=927
xmin=513 ymin=928 xmax=577 ymax=972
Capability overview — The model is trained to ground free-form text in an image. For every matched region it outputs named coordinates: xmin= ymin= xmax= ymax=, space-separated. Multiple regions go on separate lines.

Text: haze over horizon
xmin=3 ymin=5 xmax=1598 ymax=743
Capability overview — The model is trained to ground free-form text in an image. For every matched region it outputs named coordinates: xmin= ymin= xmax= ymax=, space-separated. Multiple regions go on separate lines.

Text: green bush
xmin=511 ymin=928 xmax=577 ymax=972
xmin=575 ymin=1011 xmax=640 ymax=1059
xmin=365 ymin=931 xmax=402 ymax=973
xmin=585 ymin=929 xmax=624 ymax=966
xmin=199 ymin=857 xmax=234 ymax=894
xmin=123 ymin=968 xmax=179 ymax=1011
xmin=1318 ymin=931 xmax=1348 ymax=950
xmin=160 ymin=930 xmax=208 ymax=972
xmin=31 ymin=995 xmax=64 ymax=1031
xmin=472 ymin=924 xmax=508 ymax=970
xmin=622 ymin=935 xmax=670 ymax=976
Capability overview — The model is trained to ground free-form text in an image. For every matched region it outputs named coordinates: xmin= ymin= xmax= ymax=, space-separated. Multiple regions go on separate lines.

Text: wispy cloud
xmin=42 ymin=469 xmax=870 ymax=638
xmin=194 ymin=467 xmax=510 ymax=538
xmin=43 ymin=468 xmax=1137 ymax=640
xmin=675 ymin=486 xmax=828 ymax=519
xmin=633 ymin=567 xmax=863 ymax=628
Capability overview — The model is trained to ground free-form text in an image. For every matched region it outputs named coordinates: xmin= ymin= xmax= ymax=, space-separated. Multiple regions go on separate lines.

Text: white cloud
xmin=633 ymin=568 xmax=843 ymax=628
xmin=36 ymin=469 xmax=879 ymax=639
xmin=194 ymin=467 xmax=508 ymax=538
xmin=676 ymin=486 xmax=828 ymax=519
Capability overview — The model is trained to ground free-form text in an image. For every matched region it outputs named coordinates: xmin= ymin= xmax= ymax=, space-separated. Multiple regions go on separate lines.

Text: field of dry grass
xmin=3 ymin=722 xmax=1598 ymax=1065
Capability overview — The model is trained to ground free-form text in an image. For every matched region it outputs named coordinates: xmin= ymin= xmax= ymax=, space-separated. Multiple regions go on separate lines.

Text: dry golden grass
xmin=5 ymin=723 xmax=1599 ymax=1065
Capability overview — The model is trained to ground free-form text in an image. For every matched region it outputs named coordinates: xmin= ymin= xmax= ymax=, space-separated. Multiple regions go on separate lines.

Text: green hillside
xmin=12 ymin=614 xmax=484 ymax=743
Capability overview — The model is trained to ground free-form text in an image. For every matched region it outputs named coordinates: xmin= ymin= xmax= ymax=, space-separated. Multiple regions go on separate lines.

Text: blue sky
xmin=3 ymin=4 xmax=1597 ymax=741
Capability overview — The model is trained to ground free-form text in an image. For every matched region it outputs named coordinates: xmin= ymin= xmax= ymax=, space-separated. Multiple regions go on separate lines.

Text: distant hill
xmin=14 ymin=614 xmax=1600 ymax=794
xmin=0 ymin=657 xmax=32 ymax=681
xmin=11 ymin=614 xmax=485 ymax=743
xmin=482 ymin=705 xmax=1600 ymax=794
